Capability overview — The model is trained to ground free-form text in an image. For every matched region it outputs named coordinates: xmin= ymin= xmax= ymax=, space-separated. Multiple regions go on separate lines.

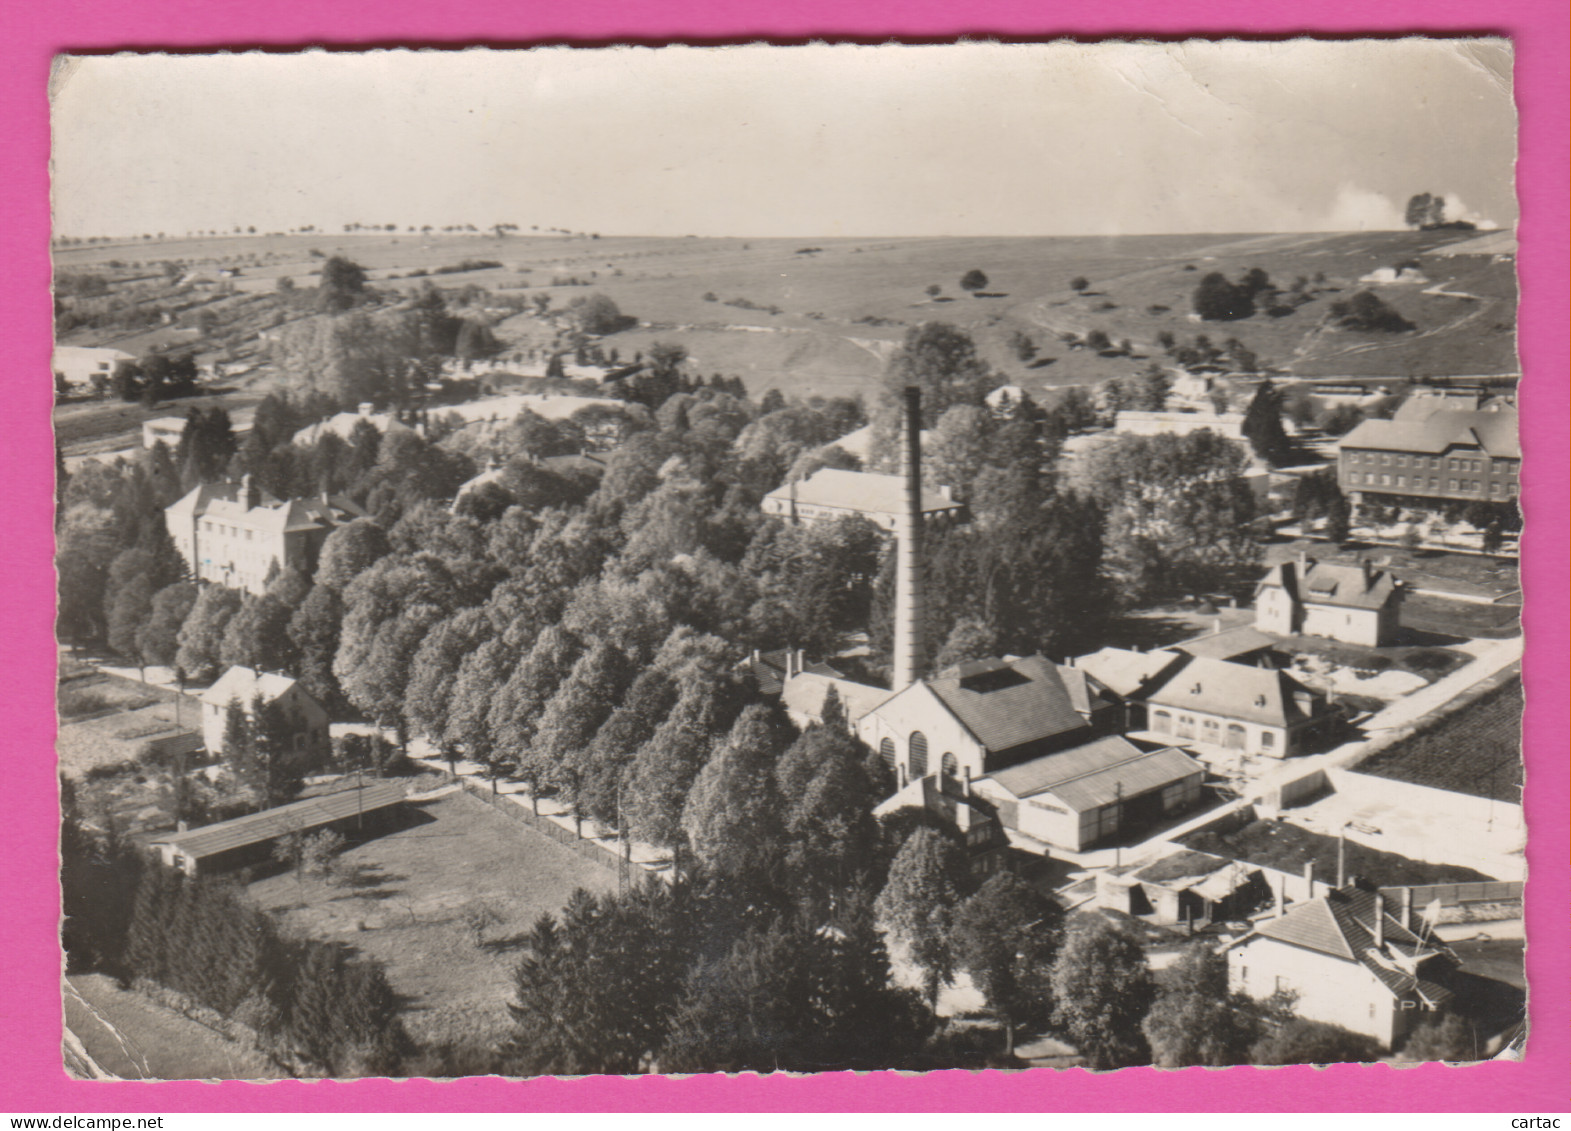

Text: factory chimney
xmin=892 ymin=386 xmax=926 ymax=691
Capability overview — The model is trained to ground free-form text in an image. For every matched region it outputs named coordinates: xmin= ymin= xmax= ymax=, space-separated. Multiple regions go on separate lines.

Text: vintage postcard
xmin=48 ymin=41 xmax=1529 ymax=1083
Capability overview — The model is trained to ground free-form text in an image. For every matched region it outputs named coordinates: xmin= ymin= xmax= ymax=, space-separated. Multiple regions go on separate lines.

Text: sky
xmin=49 ymin=40 xmax=1518 ymax=239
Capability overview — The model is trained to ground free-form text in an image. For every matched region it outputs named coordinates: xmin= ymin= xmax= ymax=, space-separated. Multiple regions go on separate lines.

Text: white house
xmin=1143 ymin=656 xmax=1335 ymax=758
xmin=53 ymin=346 xmax=135 ymax=389
xmin=198 ymin=665 xmax=331 ymax=767
xmin=1255 ymin=555 xmax=1403 ymax=648
xmin=165 ymin=476 xmax=366 ymax=596
xmin=1225 ymin=885 xmax=1457 ymax=1050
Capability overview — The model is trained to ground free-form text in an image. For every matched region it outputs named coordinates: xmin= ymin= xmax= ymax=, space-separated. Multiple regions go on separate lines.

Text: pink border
xmin=3 ymin=2 xmax=1566 ymax=1113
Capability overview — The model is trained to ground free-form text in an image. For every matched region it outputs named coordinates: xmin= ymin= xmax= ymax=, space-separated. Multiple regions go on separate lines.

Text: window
xmin=1396 ymin=475 xmax=1404 ymax=487
xmin=879 ymin=737 xmax=895 ymax=769
xmin=1380 ymin=454 xmax=1390 ymax=466
xmin=908 ymin=732 xmax=928 ymax=779
xmin=941 ymin=752 xmax=958 ymax=777
xmin=1490 ymin=483 xmax=1501 ymax=496
xmin=1153 ymin=710 xmax=1172 ymax=734
xmin=1261 ymin=731 xmax=1276 ymax=749
xmin=1430 ymin=478 xmax=1439 ymax=490
xmin=1448 ymin=479 xmax=1458 ymax=491
xmin=1381 ymin=474 xmax=1390 ymax=486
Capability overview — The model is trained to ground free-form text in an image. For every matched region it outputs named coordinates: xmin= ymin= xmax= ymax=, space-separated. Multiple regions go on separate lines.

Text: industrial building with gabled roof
xmin=150 ymin=781 xmax=409 ymax=876
xmin=856 ymin=654 xmax=1120 ymax=790
xmin=970 ymin=736 xmax=1205 ymax=852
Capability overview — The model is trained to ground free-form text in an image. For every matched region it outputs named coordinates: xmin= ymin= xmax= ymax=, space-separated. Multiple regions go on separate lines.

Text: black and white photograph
xmin=50 ymin=40 xmax=1526 ymax=1080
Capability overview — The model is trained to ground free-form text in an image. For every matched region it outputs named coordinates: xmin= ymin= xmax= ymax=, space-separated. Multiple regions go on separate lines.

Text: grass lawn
xmin=1398 ymin=593 xmax=1520 ymax=640
xmin=65 ymin=974 xmax=281 ymax=1080
xmin=248 ymin=790 xmax=618 ymax=1049
xmin=1357 ymin=676 xmax=1523 ymax=802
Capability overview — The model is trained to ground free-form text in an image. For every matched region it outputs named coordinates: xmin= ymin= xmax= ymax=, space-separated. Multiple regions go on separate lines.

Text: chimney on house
xmin=1402 ymin=887 xmax=1414 ymax=932
xmin=1374 ymin=893 xmax=1386 ymax=950
xmin=1274 ymin=876 xmax=1285 ymax=918
xmin=358 ymin=402 xmax=374 ymax=417
xmin=1303 ymin=859 xmax=1317 ymax=900
xmin=892 ymin=386 xmax=926 ymax=691
xmin=1362 ymin=558 xmax=1374 ymax=587
xmin=240 ymin=473 xmax=260 ymax=510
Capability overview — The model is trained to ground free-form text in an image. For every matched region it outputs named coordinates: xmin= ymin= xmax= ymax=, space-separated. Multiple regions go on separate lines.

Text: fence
xmin=1378 ymin=881 xmax=1523 ymax=908
xmin=459 ymin=778 xmax=645 ymax=882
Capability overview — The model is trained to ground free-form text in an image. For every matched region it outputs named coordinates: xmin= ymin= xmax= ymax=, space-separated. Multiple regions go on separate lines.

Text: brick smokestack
xmin=893 ymin=386 xmax=925 ymax=691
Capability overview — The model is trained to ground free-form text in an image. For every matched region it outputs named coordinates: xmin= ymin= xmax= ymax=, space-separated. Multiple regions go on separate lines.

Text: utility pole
xmin=1114 ymin=781 xmax=1123 ymax=870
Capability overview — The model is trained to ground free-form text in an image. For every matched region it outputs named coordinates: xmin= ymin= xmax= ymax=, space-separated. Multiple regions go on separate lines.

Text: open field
xmin=1180 ymin=818 xmax=1496 ymax=888
xmin=55 ymin=227 xmax=1518 ymax=428
xmin=247 ymin=790 xmax=618 ymax=1048
xmin=1357 ymin=675 xmax=1523 ymax=802
xmin=64 ymin=974 xmax=282 ymax=1080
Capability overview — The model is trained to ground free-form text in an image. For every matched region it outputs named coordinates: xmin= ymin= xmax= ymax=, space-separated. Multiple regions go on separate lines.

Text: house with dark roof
xmin=760 ymin=467 xmax=965 ymax=531
xmin=1225 ymin=884 xmax=1458 ymax=1049
xmin=969 ymin=735 xmax=1205 ymax=852
xmin=1337 ymin=406 xmax=1519 ymax=506
xmin=1143 ymin=656 xmax=1335 ymax=758
xmin=150 ymin=782 xmax=407 ymax=876
xmin=855 ymin=655 xmax=1118 ymax=790
xmin=165 ymin=476 xmax=367 ymax=596
xmin=1256 ymin=553 xmax=1404 ymax=647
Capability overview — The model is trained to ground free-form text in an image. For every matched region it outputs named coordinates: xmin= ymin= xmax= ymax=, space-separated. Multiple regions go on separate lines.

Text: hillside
xmin=53 ymin=228 xmax=1517 ymax=415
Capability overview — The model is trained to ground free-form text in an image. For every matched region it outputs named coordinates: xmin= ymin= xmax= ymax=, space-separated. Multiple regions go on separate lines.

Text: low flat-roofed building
xmin=53 ymin=345 xmax=135 ymax=389
xmin=150 ymin=781 xmax=407 ymax=876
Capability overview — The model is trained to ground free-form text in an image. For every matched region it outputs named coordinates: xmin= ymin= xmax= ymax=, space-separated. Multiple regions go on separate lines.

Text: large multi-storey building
xmin=1337 ymin=405 xmax=1520 ymax=506
xmin=165 ymin=476 xmax=366 ymax=595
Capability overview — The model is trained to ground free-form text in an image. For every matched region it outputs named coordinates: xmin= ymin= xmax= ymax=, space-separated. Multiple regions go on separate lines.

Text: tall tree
xmin=875 ymin=827 xmax=969 ymax=1008
xmin=681 ymin=704 xmax=790 ymax=881
xmin=1241 ymin=380 xmax=1295 ymax=467
xmin=136 ymin=581 xmax=200 ymax=668
xmin=532 ymin=641 xmax=635 ymax=825
xmin=1142 ymin=944 xmax=1259 ymax=1067
xmin=1050 ymin=912 xmax=1155 ymax=1070
xmin=175 ymin=585 xmax=245 ymax=682
xmin=952 ymin=872 xmax=1062 ymax=1055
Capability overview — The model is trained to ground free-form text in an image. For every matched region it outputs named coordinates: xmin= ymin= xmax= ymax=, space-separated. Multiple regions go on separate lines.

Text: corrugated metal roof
xmin=1048 ymin=746 xmax=1204 ymax=812
xmin=151 ymin=782 xmax=408 ymax=860
xmin=925 ymin=655 xmax=1089 ymax=754
xmin=984 ymin=736 xmax=1202 ymax=813
xmin=1146 ymin=657 xmax=1322 ymax=728
xmin=1340 ymin=408 xmax=1519 ymax=459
